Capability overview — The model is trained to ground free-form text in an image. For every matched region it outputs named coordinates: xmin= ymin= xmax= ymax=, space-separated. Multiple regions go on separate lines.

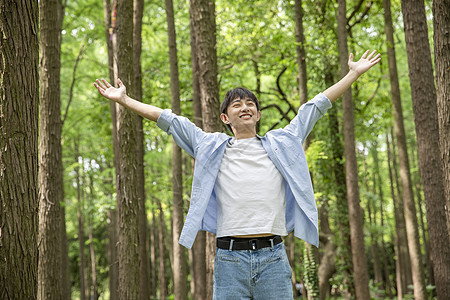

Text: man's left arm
xmin=323 ymin=50 xmax=381 ymax=103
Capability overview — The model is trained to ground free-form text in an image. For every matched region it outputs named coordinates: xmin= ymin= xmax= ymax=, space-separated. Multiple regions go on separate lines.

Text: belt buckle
xmin=249 ymin=239 xmax=258 ymax=250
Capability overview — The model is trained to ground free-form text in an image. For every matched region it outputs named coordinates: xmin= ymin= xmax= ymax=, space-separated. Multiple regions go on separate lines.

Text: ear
xmin=220 ymin=113 xmax=230 ymax=124
xmin=256 ymin=110 xmax=261 ymax=122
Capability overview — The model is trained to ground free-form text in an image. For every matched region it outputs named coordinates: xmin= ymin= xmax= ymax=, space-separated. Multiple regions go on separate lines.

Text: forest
xmin=1 ymin=0 xmax=449 ymax=299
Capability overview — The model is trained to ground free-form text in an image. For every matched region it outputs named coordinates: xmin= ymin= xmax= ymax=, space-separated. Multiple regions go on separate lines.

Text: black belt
xmin=216 ymin=235 xmax=283 ymax=251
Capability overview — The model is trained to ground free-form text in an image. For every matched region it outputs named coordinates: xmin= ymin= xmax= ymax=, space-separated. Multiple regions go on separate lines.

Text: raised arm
xmin=323 ymin=50 xmax=381 ymax=103
xmin=94 ymin=78 xmax=163 ymax=122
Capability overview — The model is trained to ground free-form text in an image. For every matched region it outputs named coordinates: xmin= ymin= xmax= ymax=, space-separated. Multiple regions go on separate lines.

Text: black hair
xmin=220 ymin=87 xmax=261 ymax=134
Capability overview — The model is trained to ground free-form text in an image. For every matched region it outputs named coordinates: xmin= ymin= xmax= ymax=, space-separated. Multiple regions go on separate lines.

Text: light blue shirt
xmin=156 ymin=93 xmax=332 ymax=249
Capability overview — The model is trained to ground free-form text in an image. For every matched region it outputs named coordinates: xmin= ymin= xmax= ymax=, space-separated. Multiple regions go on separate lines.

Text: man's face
xmin=220 ymin=97 xmax=261 ymax=133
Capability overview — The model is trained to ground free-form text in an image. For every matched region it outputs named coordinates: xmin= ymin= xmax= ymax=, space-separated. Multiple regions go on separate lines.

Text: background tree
xmin=337 ymin=0 xmax=370 ymax=298
xmin=38 ymin=0 xmax=66 ymax=298
xmin=0 ymin=0 xmax=39 ymax=298
xmin=165 ymin=0 xmax=188 ymax=297
xmin=433 ymin=0 xmax=450 ymax=233
xmin=402 ymin=0 xmax=450 ymax=298
xmin=115 ymin=0 xmax=140 ymax=298
xmin=189 ymin=0 xmax=221 ymax=297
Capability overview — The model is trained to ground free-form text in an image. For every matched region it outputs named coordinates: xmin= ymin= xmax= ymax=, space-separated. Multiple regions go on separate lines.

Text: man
xmin=94 ymin=50 xmax=380 ymax=299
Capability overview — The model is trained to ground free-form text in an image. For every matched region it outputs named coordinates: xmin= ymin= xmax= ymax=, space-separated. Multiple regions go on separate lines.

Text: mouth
xmin=239 ymin=114 xmax=252 ymax=119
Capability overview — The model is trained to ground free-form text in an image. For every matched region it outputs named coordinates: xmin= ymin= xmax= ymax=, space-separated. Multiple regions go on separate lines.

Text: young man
xmin=94 ymin=50 xmax=380 ymax=299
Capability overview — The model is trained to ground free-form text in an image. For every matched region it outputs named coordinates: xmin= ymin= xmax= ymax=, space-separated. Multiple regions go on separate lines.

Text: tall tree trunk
xmin=384 ymin=0 xmax=426 ymax=298
xmin=150 ymin=202 xmax=157 ymax=298
xmin=390 ymin=129 xmax=413 ymax=296
xmin=74 ymin=140 xmax=87 ymax=300
xmin=87 ymin=174 xmax=98 ymax=300
xmin=107 ymin=209 xmax=119 ymax=298
xmin=337 ymin=1 xmax=370 ymax=298
xmin=401 ymin=0 xmax=449 ymax=298
xmin=188 ymin=3 xmax=206 ymax=299
xmin=294 ymin=0 xmax=307 ymax=105
xmin=371 ymin=145 xmax=393 ymax=297
xmin=324 ymin=59 xmax=354 ymax=299
xmin=0 ymin=0 xmax=39 ymax=298
xmin=165 ymin=0 xmax=187 ymax=298
xmin=189 ymin=0 xmax=221 ymax=298
xmin=102 ymin=1 xmax=120 ymax=298
xmin=115 ymin=0 xmax=140 ymax=298
xmin=433 ymin=0 xmax=450 ymax=234
xmin=157 ymin=199 xmax=167 ymax=299
xmin=132 ymin=0 xmax=150 ymax=298
xmin=37 ymin=0 xmax=64 ymax=298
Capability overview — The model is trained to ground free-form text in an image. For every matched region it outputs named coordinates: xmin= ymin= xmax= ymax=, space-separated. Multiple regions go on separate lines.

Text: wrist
xmin=348 ymin=69 xmax=361 ymax=78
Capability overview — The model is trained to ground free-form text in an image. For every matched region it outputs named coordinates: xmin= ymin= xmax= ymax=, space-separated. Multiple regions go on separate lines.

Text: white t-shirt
xmin=215 ymin=137 xmax=287 ymax=237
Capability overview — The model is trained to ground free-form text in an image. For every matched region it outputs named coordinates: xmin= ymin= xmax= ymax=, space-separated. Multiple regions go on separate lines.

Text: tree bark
xmin=74 ymin=140 xmax=86 ymax=300
xmin=165 ymin=0 xmax=188 ymax=298
xmin=337 ymin=1 xmax=370 ymax=298
xmin=189 ymin=0 xmax=221 ymax=298
xmin=37 ymin=0 xmax=65 ymax=298
xmin=188 ymin=4 xmax=206 ymax=299
xmin=115 ymin=0 xmax=140 ymax=298
xmin=132 ymin=0 xmax=150 ymax=298
xmin=0 ymin=0 xmax=39 ymax=298
xmin=401 ymin=1 xmax=449 ymax=299
xmin=371 ymin=145 xmax=392 ymax=297
xmin=433 ymin=0 xmax=450 ymax=235
xmin=294 ymin=0 xmax=307 ymax=106
xmin=102 ymin=1 xmax=120 ymax=298
xmin=157 ymin=199 xmax=167 ymax=299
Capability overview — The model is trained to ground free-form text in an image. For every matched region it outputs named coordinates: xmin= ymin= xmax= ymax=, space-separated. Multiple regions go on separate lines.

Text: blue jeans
xmin=213 ymin=242 xmax=293 ymax=299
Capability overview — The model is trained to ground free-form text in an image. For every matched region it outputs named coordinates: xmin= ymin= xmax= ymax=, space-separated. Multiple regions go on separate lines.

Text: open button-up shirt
xmin=156 ymin=93 xmax=332 ymax=249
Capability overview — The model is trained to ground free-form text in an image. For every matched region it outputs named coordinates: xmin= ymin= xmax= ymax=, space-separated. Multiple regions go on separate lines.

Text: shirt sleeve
xmin=156 ymin=109 xmax=207 ymax=157
xmin=283 ymin=93 xmax=332 ymax=140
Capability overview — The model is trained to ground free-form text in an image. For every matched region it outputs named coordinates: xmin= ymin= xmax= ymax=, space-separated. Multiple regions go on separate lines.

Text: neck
xmin=232 ymin=128 xmax=257 ymax=140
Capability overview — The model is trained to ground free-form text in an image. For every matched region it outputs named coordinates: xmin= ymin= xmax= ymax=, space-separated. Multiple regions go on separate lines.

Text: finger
xmin=370 ymin=53 xmax=381 ymax=63
xmin=348 ymin=53 xmax=354 ymax=64
xmin=101 ymin=78 xmax=111 ymax=88
xmin=361 ymin=49 xmax=370 ymax=59
xmin=371 ymin=57 xmax=381 ymax=65
xmin=366 ymin=50 xmax=377 ymax=60
xmin=117 ymin=78 xmax=122 ymax=87
xmin=96 ymin=78 xmax=107 ymax=90
xmin=93 ymin=82 xmax=104 ymax=94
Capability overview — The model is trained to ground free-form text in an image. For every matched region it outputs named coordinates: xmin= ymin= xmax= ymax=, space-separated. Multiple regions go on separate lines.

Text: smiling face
xmin=220 ymin=97 xmax=261 ymax=138
xmin=220 ymin=87 xmax=262 ymax=139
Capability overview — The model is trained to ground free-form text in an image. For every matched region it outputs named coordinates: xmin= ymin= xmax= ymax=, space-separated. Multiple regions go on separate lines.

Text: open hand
xmin=348 ymin=50 xmax=381 ymax=76
xmin=93 ymin=78 xmax=127 ymax=102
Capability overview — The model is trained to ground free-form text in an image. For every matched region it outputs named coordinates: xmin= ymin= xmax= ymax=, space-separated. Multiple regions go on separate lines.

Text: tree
xmin=188 ymin=3 xmax=207 ymax=298
xmin=102 ymin=1 xmax=119 ymax=297
xmin=401 ymin=0 xmax=450 ymax=298
xmin=0 ymin=0 xmax=39 ymax=298
xmin=38 ymin=0 xmax=66 ymax=298
xmin=336 ymin=0 xmax=370 ymax=298
xmin=189 ymin=0 xmax=221 ymax=297
xmin=165 ymin=0 xmax=188 ymax=298
xmin=115 ymin=0 xmax=140 ymax=297
xmin=133 ymin=0 xmax=151 ymax=298
xmin=433 ymin=0 xmax=450 ymax=233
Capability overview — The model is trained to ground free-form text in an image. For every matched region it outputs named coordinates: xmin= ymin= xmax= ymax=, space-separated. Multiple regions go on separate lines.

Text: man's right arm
xmin=94 ymin=78 xmax=163 ymax=122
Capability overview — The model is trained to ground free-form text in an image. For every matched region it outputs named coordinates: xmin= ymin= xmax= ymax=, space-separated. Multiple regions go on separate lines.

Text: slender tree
xmin=189 ymin=0 xmax=221 ymax=297
xmin=433 ymin=0 xmax=450 ymax=233
xmin=115 ymin=0 xmax=140 ymax=298
xmin=188 ymin=3 xmax=207 ymax=298
xmin=37 ymin=0 xmax=65 ymax=298
xmin=336 ymin=0 xmax=370 ymax=298
xmin=164 ymin=0 xmax=188 ymax=298
xmin=132 ymin=0 xmax=151 ymax=298
xmin=0 ymin=0 xmax=39 ymax=298
xmin=401 ymin=0 xmax=450 ymax=298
